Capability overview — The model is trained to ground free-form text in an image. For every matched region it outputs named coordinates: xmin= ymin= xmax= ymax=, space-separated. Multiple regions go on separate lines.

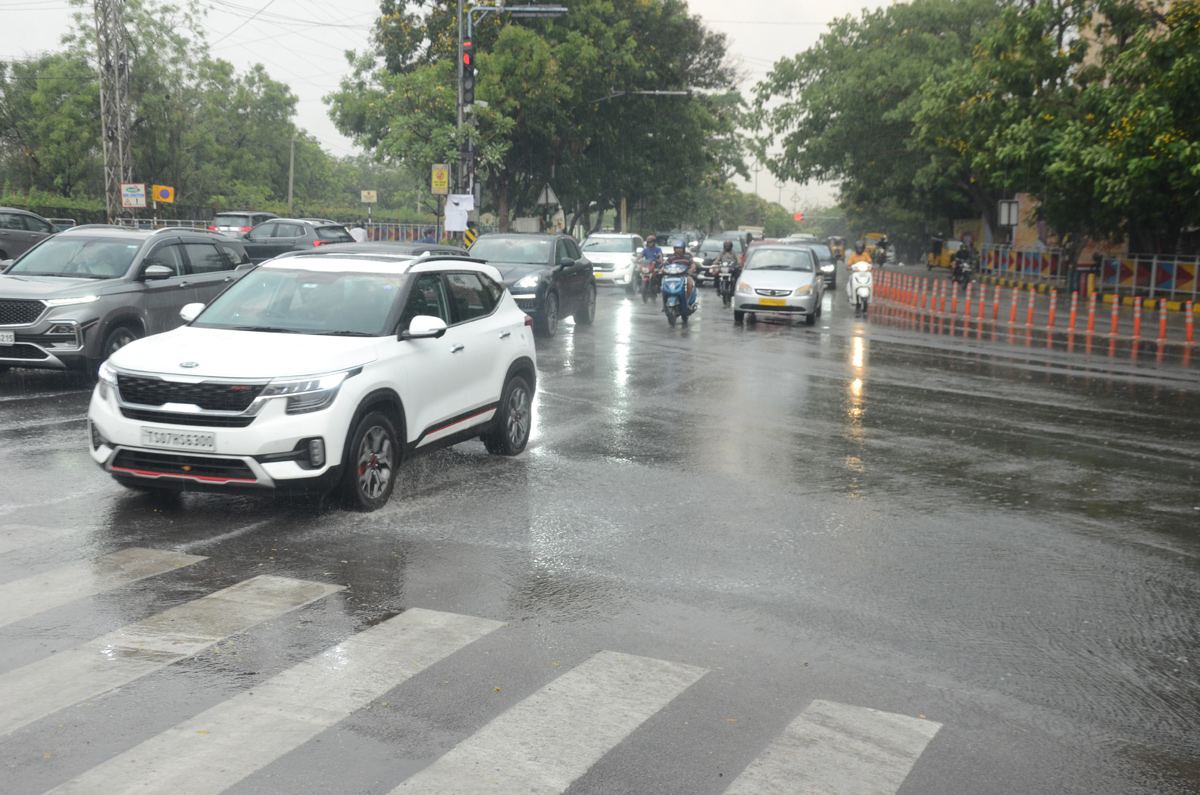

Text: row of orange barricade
xmin=874 ymin=272 xmax=1195 ymax=345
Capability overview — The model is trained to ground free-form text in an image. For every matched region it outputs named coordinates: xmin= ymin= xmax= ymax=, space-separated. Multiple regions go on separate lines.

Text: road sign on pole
xmin=151 ymin=185 xmax=174 ymax=203
xmin=120 ymin=183 xmax=146 ymax=208
xmin=361 ymin=190 xmax=377 ymax=203
xmin=432 ymin=164 xmax=450 ymax=196
xmin=537 ymin=183 xmax=558 ymax=206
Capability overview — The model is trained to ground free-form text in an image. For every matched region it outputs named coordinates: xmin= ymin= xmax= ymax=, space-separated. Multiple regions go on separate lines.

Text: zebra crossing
xmin=1 ymin=533 xmax=943 ymax=794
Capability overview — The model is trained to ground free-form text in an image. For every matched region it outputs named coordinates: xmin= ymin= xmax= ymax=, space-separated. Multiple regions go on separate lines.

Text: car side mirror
xmin=179 ymin=302 xmax=205 ymax=323
xmin=142 ymin=264 xmax=174 ymax=281
xmin=0 ymin=259 xmax=12 ymax=274
xmin=400 ymin=315 xmax=448 ymax=340
xmin=558 ymin=257 xmax=574 ymax=268
xmin=234 ymin=261 xmax=256 ymax=272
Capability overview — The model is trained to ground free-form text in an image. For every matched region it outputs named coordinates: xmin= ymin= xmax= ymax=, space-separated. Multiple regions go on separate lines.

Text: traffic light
xmin=462 ymin=41 xmax=477 ymax=105
xmin=794 ymin=212 xmax=804 ymax=222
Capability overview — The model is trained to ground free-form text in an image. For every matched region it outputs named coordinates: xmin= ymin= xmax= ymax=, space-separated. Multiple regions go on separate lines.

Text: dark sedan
xmin=238 ymin=219 xmax=355 ymax=263
xmin=0 ymin=207 xmax=59 ymax=262
xmin=468 ymin=233 xmax=596 ymax=337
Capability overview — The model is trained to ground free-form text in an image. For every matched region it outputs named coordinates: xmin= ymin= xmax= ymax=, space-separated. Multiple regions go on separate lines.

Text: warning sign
xmin=431 ymin=164 xmax=450 ymax=196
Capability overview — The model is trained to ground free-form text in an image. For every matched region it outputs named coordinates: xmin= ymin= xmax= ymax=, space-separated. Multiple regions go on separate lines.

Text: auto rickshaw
xmin=927 ymin=238 xmax=965 ymax=270
xmin=828 ymin=236 xmax=845 ymax=260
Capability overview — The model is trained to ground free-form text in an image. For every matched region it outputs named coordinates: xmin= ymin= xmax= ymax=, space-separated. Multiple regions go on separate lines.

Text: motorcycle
xmin=661 ymin=261 xmax=697 ymax=327
xmin=847 ymin=260 xmax=873 ymax=314
xmin=712 ymin=259 xmax=737 ymax=308
xmin=951 ymin=256 xmax=973 ymax=288
xmin=635 ymin=256 xmax=659 ymax=303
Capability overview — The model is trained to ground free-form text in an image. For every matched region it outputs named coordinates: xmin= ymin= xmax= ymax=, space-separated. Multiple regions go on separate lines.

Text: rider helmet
xmin=723 ymin=240 xmax=733 ymax=251
xmin=672 ymin=238 xmax=687 ymax=250
xmin=646 ymin=235 xmax=656 ymax=245
xmin=855 ymin=240 xmax=865 ymax=254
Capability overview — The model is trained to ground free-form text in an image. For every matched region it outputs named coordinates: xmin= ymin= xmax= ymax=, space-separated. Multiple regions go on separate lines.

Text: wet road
xmin=2 ymin=266 xmax=1199 ymax=794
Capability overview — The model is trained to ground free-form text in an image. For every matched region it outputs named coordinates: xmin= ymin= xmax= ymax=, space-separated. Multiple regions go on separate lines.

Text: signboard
xmin=151 ymin=185 xmax=174 ymax=203
xmin=360 ymin=190 xmax=377 ymax=203
xmin=431 ymin=164 xmax=450 ymax=196
xmin=998 ymin=200 xmax=1019 ymax=227
xmin=120 ymin=183 xmax=147 ymax=209
xmin=536 ymin=183 xmax=558 ymax=206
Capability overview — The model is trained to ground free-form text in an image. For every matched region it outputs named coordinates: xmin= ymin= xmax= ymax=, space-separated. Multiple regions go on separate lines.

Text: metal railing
xmin=980 ymin=245 xmax=1200 ymax=302
xmin=979 ymin=246 xmax=1066 ymax=286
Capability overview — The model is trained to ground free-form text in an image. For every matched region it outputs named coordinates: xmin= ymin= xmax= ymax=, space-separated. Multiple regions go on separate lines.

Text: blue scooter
xmin=660 ymin=262 xmax=698 ymax=327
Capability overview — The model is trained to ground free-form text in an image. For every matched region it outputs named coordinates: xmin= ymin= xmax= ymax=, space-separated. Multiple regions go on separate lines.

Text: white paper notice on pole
xmin=445 ymin=193 xmax=475 ymax=232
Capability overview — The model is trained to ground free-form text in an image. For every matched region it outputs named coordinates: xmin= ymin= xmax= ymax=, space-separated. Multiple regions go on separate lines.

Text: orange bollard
xmin=1157 ymin=300 xmax=1168 ymax=343
xmin=978 ymin=285 xmax=986 ymax=321
xmin=1187 ymin=301 xmax=1195 ymax=345
xmin=1132 ymin=298 xmax=1142 ymax=339
xmin=964 ymin=283 xmax=972 ymax=317
xmin=1047 ymin=288 xmax=1058 ymax=328
xmin=1009 ymin=287 xmax=1019 ymax=324
xmin=1109 ymin=296 xmax=1120 ymax=336
xmin=1087 ymin=292 xmax=1097 ymax=334
xmin=951 ymin=285 xmax=958 ymax=316
xmin=940 ymin=280 xmax=947 ymax=313
xmin=920 ymin=279 xmax=928 ymax=312
xmin=1025 ymin=288 xmax=1036 ymax=327
xmin=992 ymin=285 xmax=1001 ymax=321
xmin=1068 ymin=291 xmax=1078 ymax=331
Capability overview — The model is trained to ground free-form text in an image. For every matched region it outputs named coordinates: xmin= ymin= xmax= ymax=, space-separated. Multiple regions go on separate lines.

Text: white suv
xmin=86 ymin=252 xmax=537 ymax=511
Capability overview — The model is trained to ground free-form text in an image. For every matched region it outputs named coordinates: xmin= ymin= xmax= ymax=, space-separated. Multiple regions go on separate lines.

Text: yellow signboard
xmin=151 ymin=185 xmax=174 ymax=203
xmin=360 ymin=190 xmax=377 ymax=203
xmin=431 ymin=164 xmax=450 ymax=196
xmin=463 ymin=228 xmax=477 ymax=247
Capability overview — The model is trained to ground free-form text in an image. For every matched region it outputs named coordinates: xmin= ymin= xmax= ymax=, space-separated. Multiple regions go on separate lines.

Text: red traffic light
xmin=463 ymin=41 xmax=475 ymax=68
xmin=794 ymin=212 xmax=804 ymax=222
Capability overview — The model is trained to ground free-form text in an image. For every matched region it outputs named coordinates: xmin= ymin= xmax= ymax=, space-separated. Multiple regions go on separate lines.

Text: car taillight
xmin=207 ymin=226 xmax=218 ymax=231
xmin=524 ymin=315 xmax=534 ymax=328
xmin=313 ymin=240 xmax=331 ymax=246
xmin=239 ymin=226 xmax=251 ymax=233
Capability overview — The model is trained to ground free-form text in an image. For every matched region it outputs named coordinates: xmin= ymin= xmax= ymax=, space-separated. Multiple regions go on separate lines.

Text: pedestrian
xmin=419 ymin=227 xmax=435 ymax=243
xmin=349 ymin=219 xmax=367 ymax=243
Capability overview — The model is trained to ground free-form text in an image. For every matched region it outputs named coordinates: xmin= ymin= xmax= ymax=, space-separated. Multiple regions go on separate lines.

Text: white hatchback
xmin=87 ymin=252 xmax=537 ymax=511
xmin=582 ymin=233 xmax=643 ymax=288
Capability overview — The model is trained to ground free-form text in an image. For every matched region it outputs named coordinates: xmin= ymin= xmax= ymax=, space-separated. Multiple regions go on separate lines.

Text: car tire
xmin=733 ymin=310 xmax=744 ymax=323
xmin=483 ymin=375 xmax=532 ymax=456
xmin=805 ymin=311 xmax=817 ymax=326
xmin=340 ymin=411 xmax=399 ymax=512
xmin=535 ymin=292 xmax=559 ymax=337
xmin=574 ymin=283 xmax=596 ymax=325
xmin=102 ymin=324 xmax=142 ymax=359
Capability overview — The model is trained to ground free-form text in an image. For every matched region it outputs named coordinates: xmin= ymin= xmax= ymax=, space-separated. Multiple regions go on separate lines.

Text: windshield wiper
xmin=315 ymin=330 xmax=376 ymax=337
xmin=232 ymin=326 xmax=299 ymax=333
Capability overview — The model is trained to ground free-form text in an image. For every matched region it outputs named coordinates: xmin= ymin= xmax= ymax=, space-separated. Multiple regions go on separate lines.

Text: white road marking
xmin=392 ymin=650 xmax=707 ymax=794
xmin=0 ymin=574 xmax=342 ymax=736
xmin=47 ymin=608 xmax=502 ymax=795
xmin=0 ymin=523 xmax=73 ymax=555
xmin=0 ymin=547 xmax=206 ymax=627
xmin=723 ymin=699 xmax=942 ymax=795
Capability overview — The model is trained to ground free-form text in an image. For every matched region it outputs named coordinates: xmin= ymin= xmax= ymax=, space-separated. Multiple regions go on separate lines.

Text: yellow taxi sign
xmin=152 ymin=184 xmax=174 ymax=203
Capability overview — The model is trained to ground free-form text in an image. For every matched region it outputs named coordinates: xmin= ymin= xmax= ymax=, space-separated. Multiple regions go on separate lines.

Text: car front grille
xmin=0 ymin=300 xmax=46 ymax=326
xmin=119 ymin=407 xmax=257 ymax=428
xmin=112 ymin=450 xmax=258 ymax=482
xmin=755 ymin=289 xmax=793 ymax=297
xmin=117 ymin=375 xmax=266 ymax=411
xmin=0 ymin=343 xmax=49 ymax=360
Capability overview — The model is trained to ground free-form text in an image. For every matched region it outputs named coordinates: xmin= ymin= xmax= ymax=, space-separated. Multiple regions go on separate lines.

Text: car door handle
xmin=499 ymin=331 xmax=511 ymax=339
xmin=450 ymin=343 xmax=465 ymax=353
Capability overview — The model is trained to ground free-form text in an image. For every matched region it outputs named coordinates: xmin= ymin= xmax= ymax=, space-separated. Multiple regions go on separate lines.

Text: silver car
xmin=583 ymin=233 xmax=643 ymax=289
xmin=734 ymin=244 xmax=825 ymax=326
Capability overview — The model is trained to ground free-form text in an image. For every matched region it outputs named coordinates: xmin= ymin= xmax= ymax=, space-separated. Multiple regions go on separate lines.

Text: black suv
xmin=239 ymin=219 xmax=356 ymax=263
xmin=467 ymin=233 xmax=595 ymax=337
xmin=0 ymin=225 xmax=252 ymax=375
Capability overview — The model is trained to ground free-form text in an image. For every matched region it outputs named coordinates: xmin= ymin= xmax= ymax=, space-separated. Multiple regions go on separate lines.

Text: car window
xmin=8 ymin=237 xmax=140 ymax=278
xmin=0 ymin=213 xmax=24 ymax=230
xmin=446 ymin=272 xmax=497 ymax=323
xmin=182 ymin=242 xmax=231 ymax=274
xmin=479 ymin=272 xmax=505 ymax=304
xmin=316 ymin=226 xmax=355 ymax=243
xmin=247 ymin=223 xmax=276 ymax=241
xmin=554 ymin=239 xmax=572 ymax=265
xmin=399 ymin=273 xmax=451 ymax=330
xmin=215 ymin=214 xmax=252 ymax=228
xmin=567 ymin=239 xmax=583 ymax=259
xmin=275 ymin=224 xmax=304 ymax=239
xmin=218 ymin=242 xmax=251 ymax=267
xmin=745 ymin=248 xmax=814 ymax=272
xmin=469 ymin=237 xmax=551 ymax=265
xmin=143 ymin=243 xmax=185 ymax=276
xmin=583 ymin=237 xmax=635 ymax=253
xmin=22 ymin=214 xmax=54 ymax=234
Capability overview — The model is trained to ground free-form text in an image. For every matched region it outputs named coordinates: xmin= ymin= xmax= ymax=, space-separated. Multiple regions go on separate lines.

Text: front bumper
xmin=592 ymin=266 xmax=634 ymax=285
xmin=0 ymin=314 xmax=92 ymax=371
xmin=87 ymin=382 xmax=349 ymax=493
xmin=736 ymin=292 xmax=819 ymax=316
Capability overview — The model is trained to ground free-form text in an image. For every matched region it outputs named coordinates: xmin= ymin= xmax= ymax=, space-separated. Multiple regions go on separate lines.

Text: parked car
xmin=0 ymin=207 xmax=59 ymax=262
xmin=583 ymin=233 xmax=643 ymax=288
xmin=734 ymin=244 xmax=825 ymax=326
xmin=239 ymin=219 xmax=356 ymax=263
xmin=467 ymin=233 xmax=595 ymax=337
xmin=207 ymin=211 xmax=279 ymax=238
xmin=86 ymin=251 xmax=537 ymax=511
xmin=0 ymin=225 xmax=252 ymax=375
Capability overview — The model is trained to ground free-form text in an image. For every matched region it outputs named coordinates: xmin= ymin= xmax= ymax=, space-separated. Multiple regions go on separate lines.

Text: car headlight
xmin=261 ymin=369 xmax=358 ymax=415
xmin=45 ymin=295 xmax=100 ymax=307
xmin=793 ymin=285 xmax=814 ymax=296
xmin=820 ymin=264 xmax=835 ymax=272
xmin=514 ymin=274 xmax=540 ymax=291
xmin=736 ymin=281 xmax=752 ymax=294
xmin=96 ymin=360 xmax=117 ymax=400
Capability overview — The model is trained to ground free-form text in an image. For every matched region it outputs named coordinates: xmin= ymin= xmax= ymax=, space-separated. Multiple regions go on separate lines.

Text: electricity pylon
xmin=94 ymin=0 xmax=133 ymax=222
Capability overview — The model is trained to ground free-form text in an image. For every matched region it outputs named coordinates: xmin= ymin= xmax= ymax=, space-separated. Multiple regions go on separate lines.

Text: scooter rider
xmin=666 ymin=237 xmax=698 ymax=310
xmin=641 ymin=234 xmax=663 ymax=268
xmin=847 ymin=240 xmax=872 ymax=267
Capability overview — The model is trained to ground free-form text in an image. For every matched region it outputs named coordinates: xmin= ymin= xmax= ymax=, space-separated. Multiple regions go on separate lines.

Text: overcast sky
xmin=0 ymin=0 xmax=885 ymax=207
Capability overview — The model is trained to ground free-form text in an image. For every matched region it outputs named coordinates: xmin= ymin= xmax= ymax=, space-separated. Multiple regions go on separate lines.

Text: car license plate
xmin=759 ymin=298 xmax=786 ymax=307
xmin=141 ymin=427 xmax=215 ymax=452
xmin=0 ymin=331 xmax=13 ymax=346
xmin=594 ymin=271 xmax=605 ymax=277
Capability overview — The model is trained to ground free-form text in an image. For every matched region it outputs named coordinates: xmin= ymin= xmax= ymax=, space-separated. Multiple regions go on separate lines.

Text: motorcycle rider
xmin=665 ymin=237 xmax=698 ymax=311
xmin=847 ymin=240 xmax=872 ymax=267
xmin=951 ymin=245 xmax=972 ymax=284
xmin=712 ymin=239 xmax=741 ymax=294
xmin=640 ymin=234 xmax=663 ymax=268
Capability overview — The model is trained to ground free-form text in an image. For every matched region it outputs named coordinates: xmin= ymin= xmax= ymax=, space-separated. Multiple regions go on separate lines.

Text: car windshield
xmin=8 ymin=237 xmax=140 ymax=278
xmin=582 ymin=237 xmax=634 ymax=253
xmin=316 ymin=226 xmax=355 ymax=242
xmin=469 ymin=237 xmax=551 ymax=265
xmin=698 ymin=240 xmax=727 ymax=255
xmin=808 ymin=244 xmax=833 ymax=260
xmin=213 ymin=215 xmax=252 ymax=227
xmin=745 ymin=249 xmax=815 ymax=272
xmin=193 ymin=268 xmax=408 ymax=335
